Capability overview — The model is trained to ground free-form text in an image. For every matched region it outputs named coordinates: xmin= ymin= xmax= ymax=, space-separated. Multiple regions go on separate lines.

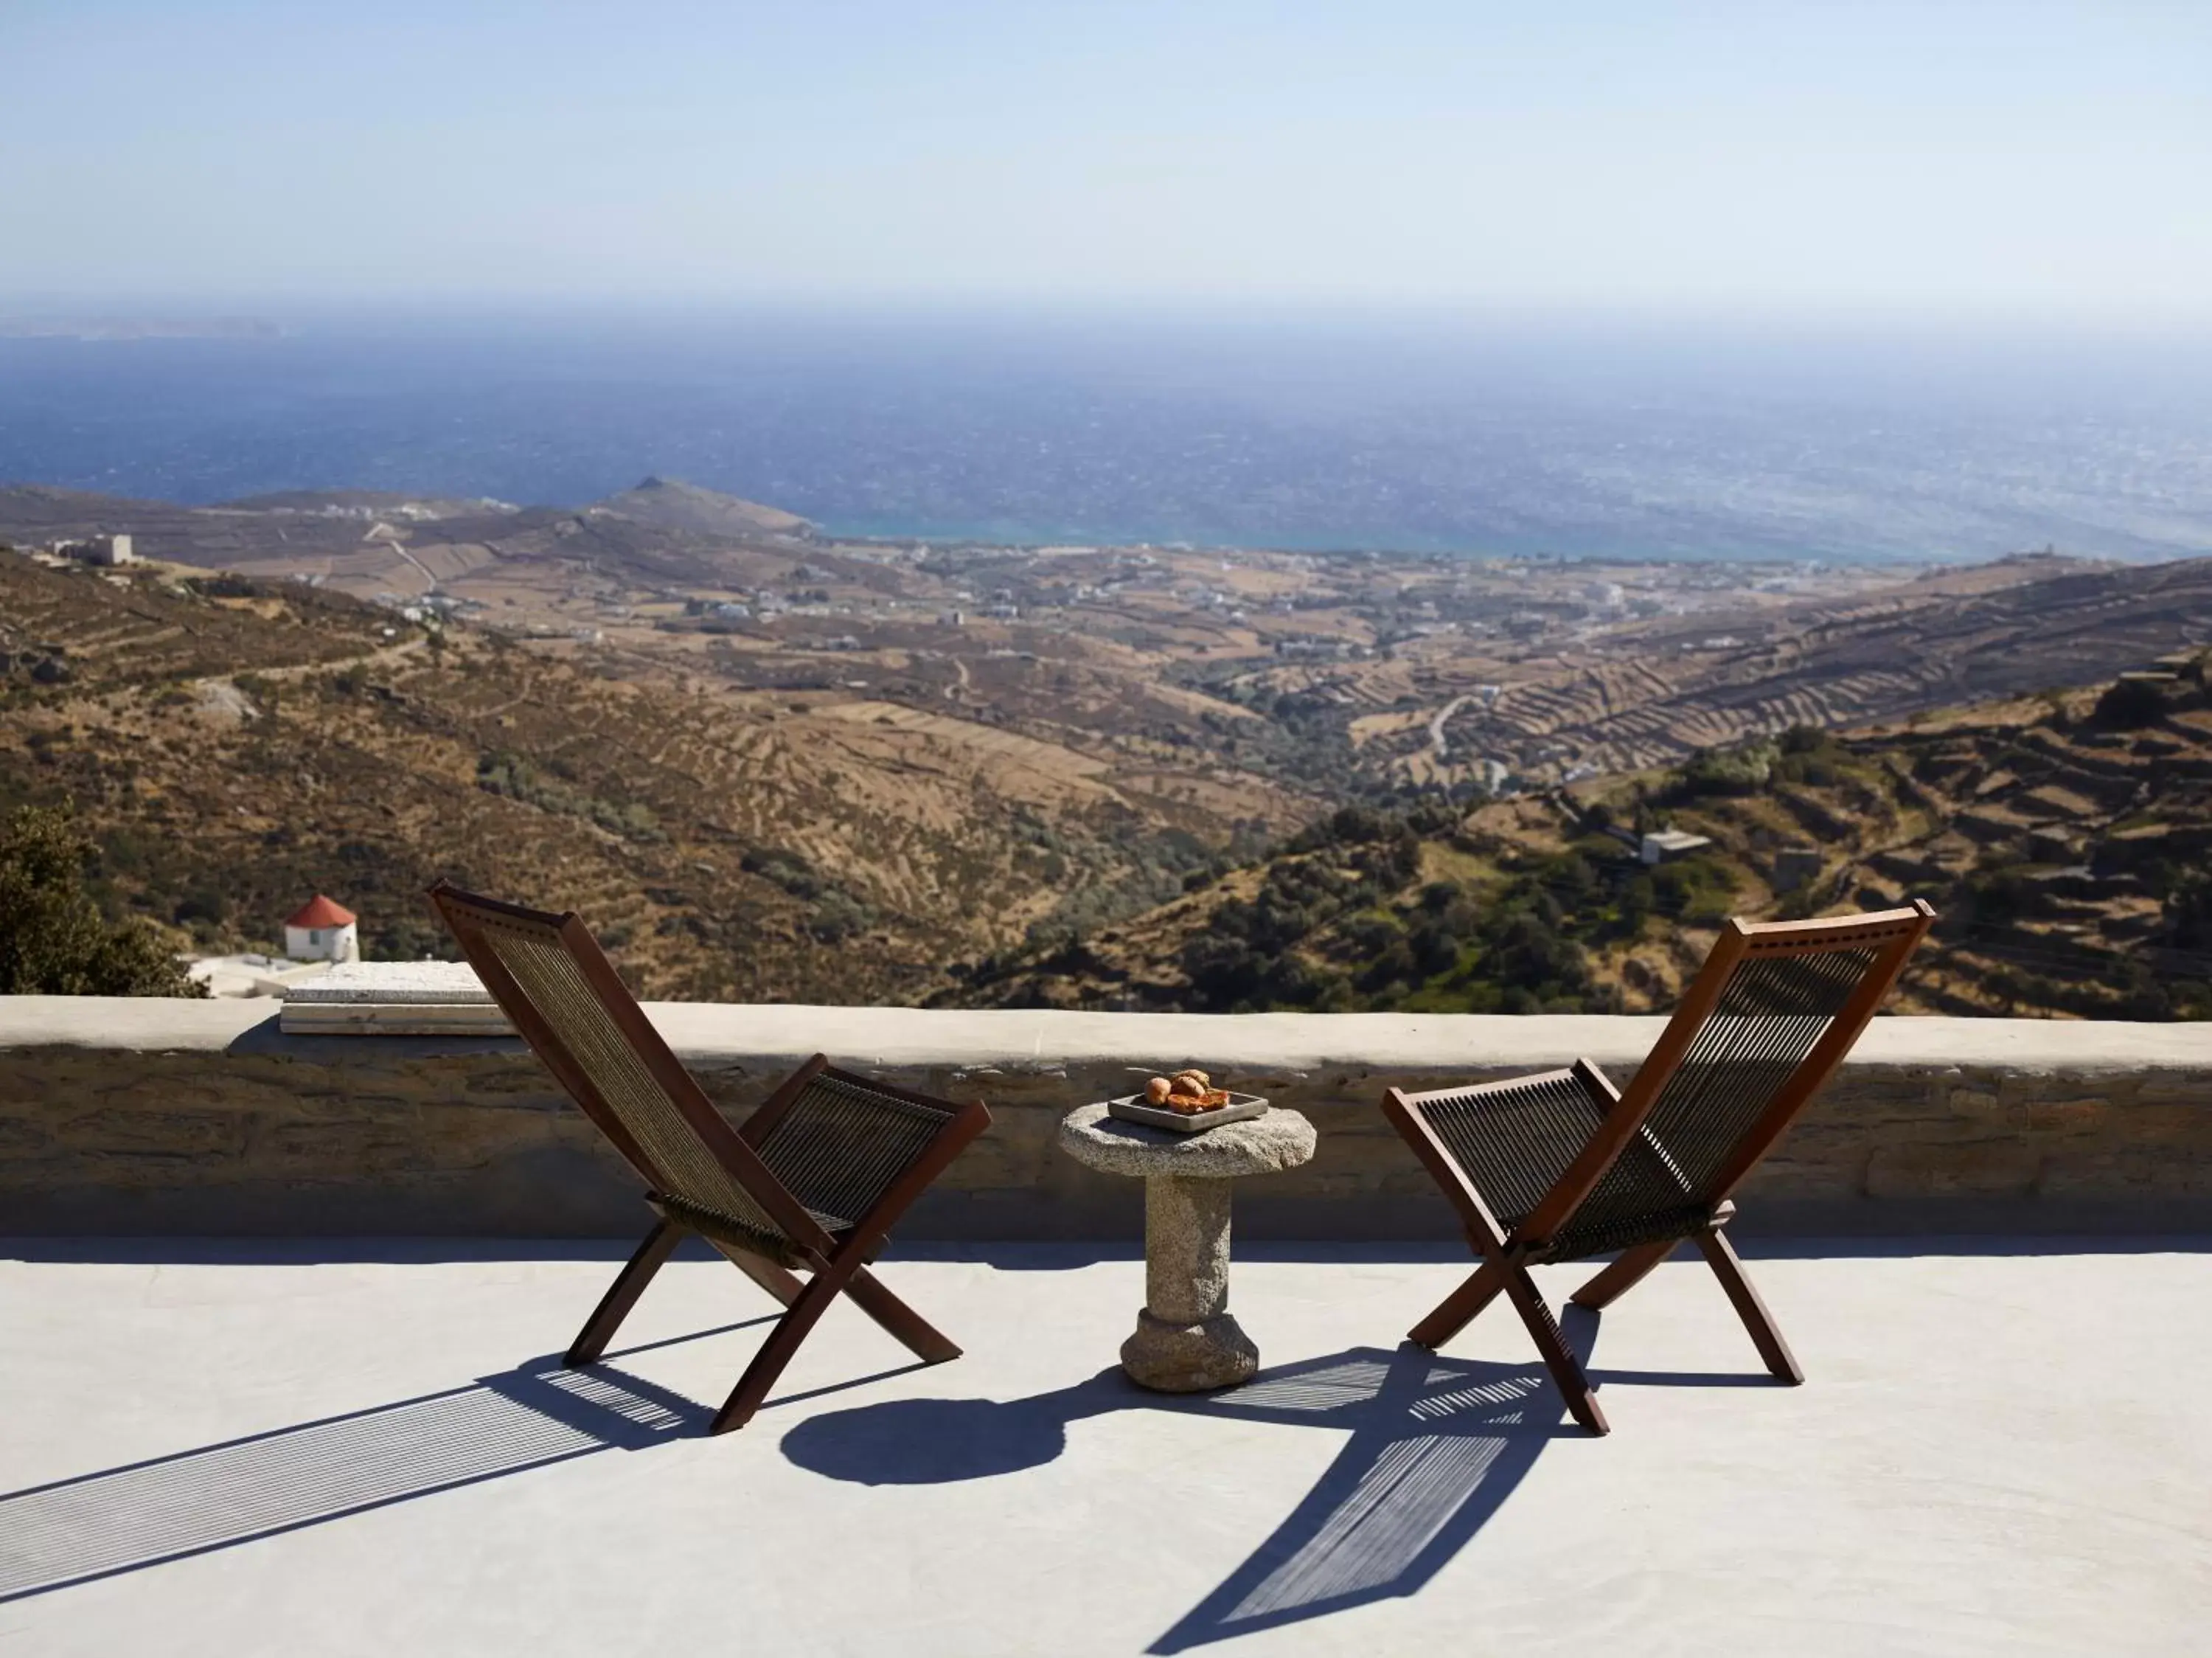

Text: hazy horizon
xmin=5 ymin=3 xmax=2211 ymax=321
xmin=7 ymin=4 xmax=2210 ymax=560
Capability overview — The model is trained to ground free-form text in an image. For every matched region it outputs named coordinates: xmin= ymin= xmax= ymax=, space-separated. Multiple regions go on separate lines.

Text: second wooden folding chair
xmin=428 ymin=881 xmax=992 ymax=1434
xmin=1384 ymin=903 xmax=1934 ymax=1434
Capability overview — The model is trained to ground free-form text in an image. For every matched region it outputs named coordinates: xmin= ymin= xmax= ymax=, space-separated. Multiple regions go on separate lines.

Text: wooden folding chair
xmin=428 ymin=881 xmax=991 ymax=1434
xmin=1384 ymin=902 xmax=1934 ymax=1435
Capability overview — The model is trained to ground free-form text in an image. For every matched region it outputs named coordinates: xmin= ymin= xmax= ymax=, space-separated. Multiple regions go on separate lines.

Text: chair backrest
xmin=425 ymin=881 xmax=825 ymax=1252
xmin=1521 ymin=901 xmax=1934 ymax=1247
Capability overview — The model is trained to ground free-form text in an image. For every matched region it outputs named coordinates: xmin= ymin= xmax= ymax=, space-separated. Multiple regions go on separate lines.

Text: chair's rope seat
xmin=1540 ymin=1202 xmax=1717 ymax=1264
xmin=1419 ymin=1069 xmax=1710 ymax=1264
xmin=754 ymin=1073 xmax=956 ymax=1231
xmin=648 ymin=1190 xmax=826 ymax=1269
xmin=1416 ymin=946 xmax=1883 ymax=1264
xmin=650 ymin=1075 xmax=956 ymax=1266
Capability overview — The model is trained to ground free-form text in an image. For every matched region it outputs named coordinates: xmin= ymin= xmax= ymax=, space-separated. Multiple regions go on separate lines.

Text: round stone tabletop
xmin=1058 ymin=1102 xmax=1316 ymax=1180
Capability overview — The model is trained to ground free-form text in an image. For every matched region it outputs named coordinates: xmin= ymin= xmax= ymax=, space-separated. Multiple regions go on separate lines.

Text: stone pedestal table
xmin=1057 ymin=1102 xmax=1317 ymax=1391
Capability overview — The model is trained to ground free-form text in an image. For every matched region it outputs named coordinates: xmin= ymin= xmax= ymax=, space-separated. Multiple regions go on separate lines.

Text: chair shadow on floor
xmin=0 ymin=1314 xmax=917 ymax=1605
xmin=780 ymin=1305 xmax=1699 ymax=1651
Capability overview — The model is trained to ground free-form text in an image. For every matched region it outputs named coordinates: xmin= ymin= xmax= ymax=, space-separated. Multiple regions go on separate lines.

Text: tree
xmin=2093 ymin=676 xmax=2170 ymax=729
xmin=0 ymin=804 xmax=206 ymax=996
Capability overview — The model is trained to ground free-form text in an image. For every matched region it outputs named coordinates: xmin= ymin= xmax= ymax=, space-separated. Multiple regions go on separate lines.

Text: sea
xmin=3 ymin=307 xmax=2210 ymax=563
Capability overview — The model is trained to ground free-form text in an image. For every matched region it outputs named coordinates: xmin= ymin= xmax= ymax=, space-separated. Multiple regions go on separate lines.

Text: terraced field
xmin=955 ymin=667 xmax=2212 ymax=1021
xmin=18 ymin=480 xmax=2212 ymax=1013
xmin=1366 ymin=555 xmax=2212 ymax=788
xmin=0 ymin=551 xmax=1308 ymax=1000
xmin=0 ymin=552 xmax=390 ymax=684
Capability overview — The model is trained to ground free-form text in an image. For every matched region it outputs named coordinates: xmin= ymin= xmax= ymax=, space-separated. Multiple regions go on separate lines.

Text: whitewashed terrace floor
xmin=2 ymin=1240 xmax=2208 ymax=1657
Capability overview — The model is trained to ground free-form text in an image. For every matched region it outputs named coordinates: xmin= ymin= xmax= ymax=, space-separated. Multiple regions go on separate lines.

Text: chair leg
xmin=717 ymin=1243 xmax=956 ymax=1359
xmin=1697 ymin=1229 xmax=1803 ymax=1384
xmin=702 ymin=1246 xmax=959 ymax=1429
xmin=711 ymin=1267 xmax=854 ymax=1434
xmin=1569 ymin=1238 xmax=1677 ymax=1310
xmin=1500 ymin=1265 xmax=1610 ymax=1435
xmin=714 ymin=1242 xmax=804 ymax=1309
xmin=843 ymin=1265 xmax=961 ymax=1364
xmin=1408 ymin=1260 xmax=1509 ymax=1350
xmin=567 ymin=1219 xmax=683 ymax=1365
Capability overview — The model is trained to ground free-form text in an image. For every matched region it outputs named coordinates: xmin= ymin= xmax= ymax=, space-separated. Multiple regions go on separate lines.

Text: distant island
xmin=0 ymin=316 xmax=284 ymax=341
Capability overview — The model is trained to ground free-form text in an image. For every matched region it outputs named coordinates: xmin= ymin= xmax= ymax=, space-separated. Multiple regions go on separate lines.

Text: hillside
xmin=18 ymin=484 xmax=2212 ymax=814
xmin=0 ymin=549 xmax=1304 ymax=1000
xmin=589 ymin=476 xmax=813 ymax=538
xmin=0 ymin=476 xmax=816 ymax=602
xmin=1329 ymin=552 xmax=2212 ymax=787
xmin=22 ymin=469 xmax=2212 ymax=1018
xmin=950 ymin=665 xmax=2212 ymax=1021
xmin=13 ymin=531 xmax=2212 ymax=1018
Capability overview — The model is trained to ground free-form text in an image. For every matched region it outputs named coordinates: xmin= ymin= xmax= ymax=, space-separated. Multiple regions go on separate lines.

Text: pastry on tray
xmin=1144 ymin=1069 xmax=1230 ymax=1114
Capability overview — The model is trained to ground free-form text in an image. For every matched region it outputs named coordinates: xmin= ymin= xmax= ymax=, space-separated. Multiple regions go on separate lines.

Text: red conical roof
xmin=286 ymin=894 xmax=357 ymax=929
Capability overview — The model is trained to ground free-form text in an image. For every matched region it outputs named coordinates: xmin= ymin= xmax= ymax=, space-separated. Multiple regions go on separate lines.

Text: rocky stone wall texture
xmin=4 ymin=1002 xmax=2208 ymax=1237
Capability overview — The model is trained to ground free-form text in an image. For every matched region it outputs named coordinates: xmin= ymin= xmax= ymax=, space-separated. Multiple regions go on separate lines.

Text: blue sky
xmin=4 ymin=1 xmax=2208 ymax=319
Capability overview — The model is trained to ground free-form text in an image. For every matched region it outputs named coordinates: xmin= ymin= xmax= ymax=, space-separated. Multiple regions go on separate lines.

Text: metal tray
xmin=1105 ymin=1092 xmax=1270 ymax=1134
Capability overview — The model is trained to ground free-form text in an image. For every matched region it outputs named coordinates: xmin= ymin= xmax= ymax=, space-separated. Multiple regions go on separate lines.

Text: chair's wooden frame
xmin=1384 ymin=901 xmax=1934 ymax=1435
xmin=428 ymin=881 xmax=992 ymax=1434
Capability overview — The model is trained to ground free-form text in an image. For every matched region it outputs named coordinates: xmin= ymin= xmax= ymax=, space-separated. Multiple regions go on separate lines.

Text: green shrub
xmin=2163 ymin=866 xmax=2212 ymax=947
xmin=1649 ymin=857 xmax=1736 ymax=924
xmin=808 ymin=889 xmax=876 ymax=943
xmin=742 ymin=847 xmax=822 ymax=899
xmin=1671 ymin=740 xmax=1778 ymax=799
xmin=0 ymin=804 xmax=205 ymax=996
xmin=476 ymin=750 xmax=664 ymax=842
xmin=2093 ymin=677 xmax=2170 ymax=729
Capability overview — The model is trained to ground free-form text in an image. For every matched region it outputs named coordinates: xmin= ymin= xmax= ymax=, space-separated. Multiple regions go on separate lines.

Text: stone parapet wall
xmin=4 ymin=999 xmax=2209 ymax=1238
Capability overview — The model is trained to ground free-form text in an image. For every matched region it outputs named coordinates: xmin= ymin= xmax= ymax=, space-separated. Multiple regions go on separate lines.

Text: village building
xmin=1641 ymin=828 xmax=1716 ymax=866
xmin=283 ymin=895 xmax=360 ymax=962
xmin=55 ymin=533 xmax=136 ymax=566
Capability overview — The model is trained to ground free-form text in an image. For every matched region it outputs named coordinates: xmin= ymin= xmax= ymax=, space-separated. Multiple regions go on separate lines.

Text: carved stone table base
xmin=1058 ymin=1100 xmax=1317 ymax=1393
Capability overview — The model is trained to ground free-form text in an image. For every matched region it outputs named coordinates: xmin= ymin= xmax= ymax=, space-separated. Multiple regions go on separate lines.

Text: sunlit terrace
xmin=4 ymin=996 xmax=2211 ymax=1653
xmin=6 ymin=1241 xmax=2209 ymax=1655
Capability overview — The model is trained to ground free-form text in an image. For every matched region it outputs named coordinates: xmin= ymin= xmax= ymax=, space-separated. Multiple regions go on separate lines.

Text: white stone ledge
xmin=6 ymin=996 xmax=2211 ymax=1237
xmin=6 ymin=996 xmax=2211 ymax=1075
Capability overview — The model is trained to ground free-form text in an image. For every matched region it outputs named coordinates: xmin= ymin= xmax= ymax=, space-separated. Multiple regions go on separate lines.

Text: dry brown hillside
xmin=951 ymin=665 xmax=2212 ymax=1021
xmin=1343 ymin=553 xmax=2212 ymax=788
xmin=0 ymin=550 xmax=1305 ymax=999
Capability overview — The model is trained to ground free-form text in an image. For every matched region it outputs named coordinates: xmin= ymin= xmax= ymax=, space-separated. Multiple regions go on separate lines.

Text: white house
xmin=284 ymin=895 xmax=360 ymax=962
xmin=56 ymin=534 xmax=136 ymax=566
xmin=1640 ymin=829 xmax=1716 ymax=866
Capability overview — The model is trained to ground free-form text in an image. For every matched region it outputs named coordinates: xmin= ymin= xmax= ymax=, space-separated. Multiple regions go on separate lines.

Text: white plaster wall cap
xmin=646 ymin=1005 xmax=1675 ymax=1071
xmin=4 ymin=999 xmax=2210 ymax=1078
xmin=641 ymin=1006 xmax=2212 ymax=1075
xmin=1057 ymin=1101 xmax=1317 ymax=1179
